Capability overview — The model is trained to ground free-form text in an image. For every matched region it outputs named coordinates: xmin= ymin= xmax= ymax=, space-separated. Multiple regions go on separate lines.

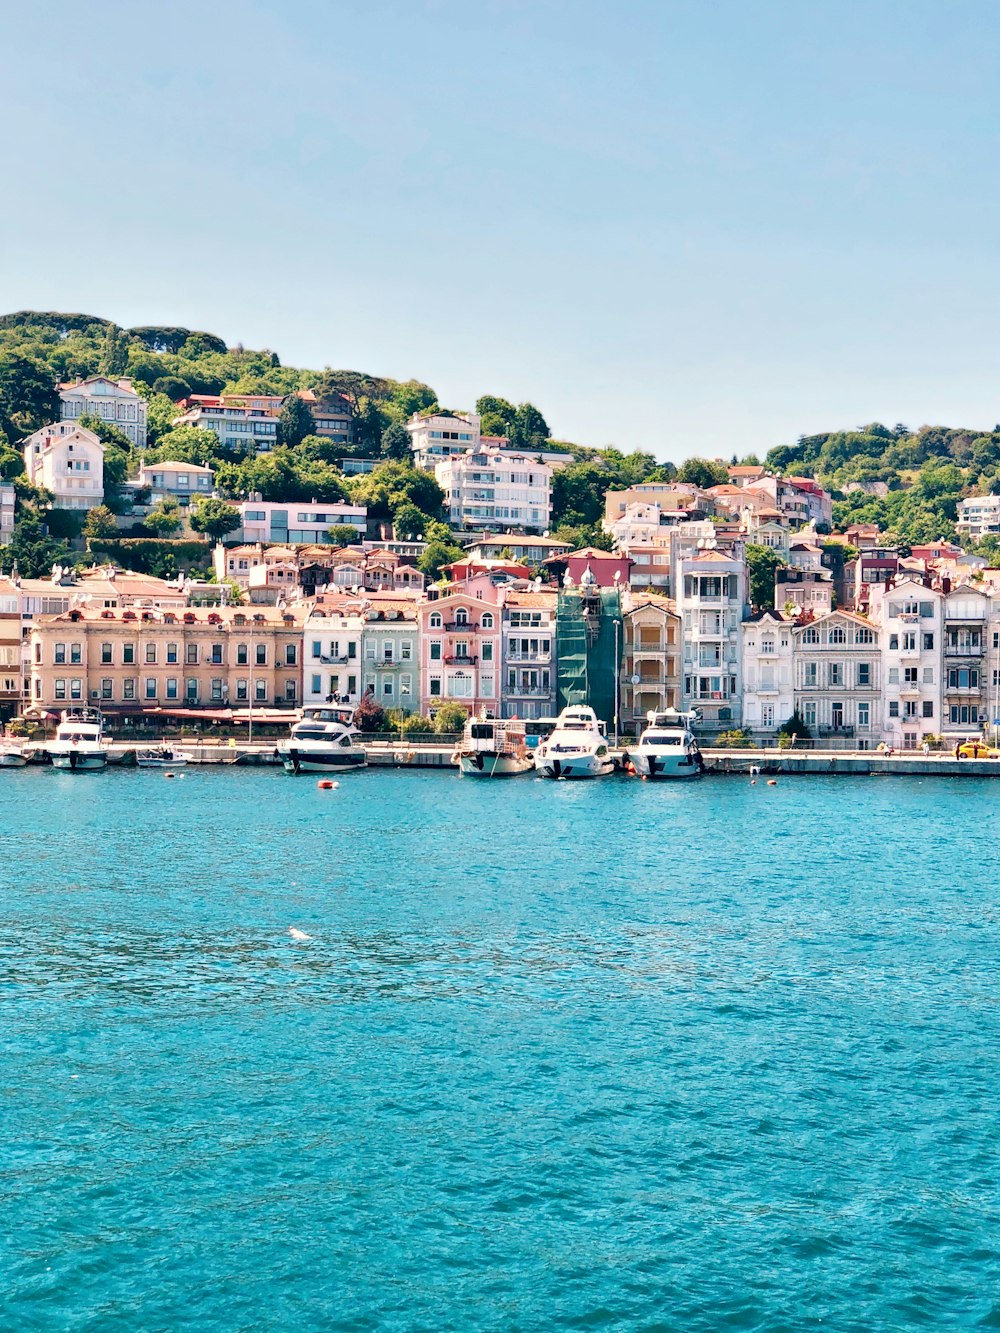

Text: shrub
xmin=352 ymin=695 xmax=388 ymax=733
xmin=433 ymin=702 xmax=469 ymax=734
xmin=777 ymin=709 xmax=812 ymax=740
xmin=400 ymin=714 xmax=434 ymax=735
xmin=717 ymin=727 xmax=756 ymax=748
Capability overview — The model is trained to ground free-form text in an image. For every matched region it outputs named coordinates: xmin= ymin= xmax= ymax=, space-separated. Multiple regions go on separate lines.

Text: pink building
xmin=419 ymin=587 xmax=502 ymax=716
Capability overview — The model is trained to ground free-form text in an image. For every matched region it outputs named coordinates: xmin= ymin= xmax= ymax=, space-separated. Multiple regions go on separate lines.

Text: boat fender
xmin=318 ymin=779 xmax=334 ymax=790
xmin=164 ymin=771 xmax=175 ymax=779
xmin=406 ymin=751 xmax=415 ymax=763
xmin=767 ymin=779 xmax=777 ymax=786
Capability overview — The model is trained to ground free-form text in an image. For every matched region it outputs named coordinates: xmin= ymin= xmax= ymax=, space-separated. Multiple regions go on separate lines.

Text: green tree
xmin=392 ymin=501 xmax=430 ymax=539
xmin=349 ymin=460 xmax=445 ymax=523
xmin=327 ymin=523 xmax=363 ymax=546
xmin=82 ymin=505 xmax=118 ymax=541
xmin=380 ymin=421 xmax=411 ymax=460
xmin=4 ymin=510 xmax=69 ymax=578
xmin=676 ymin=457 xmax=728 ymax=488
xmin=145 ymin=425 xmax=219 ymax=466
xmin=152 ymin=375 xmax=192 ymax=402
xmin=190 ymin=496 xmax=241 ymax=543
xmin=433 ymin=701 xmax=469 ymax=733
xmin=144 ymin=499 xmax=184 ymax=536
xmin=277 ymin=394 xmax=315 ymax=448
xmin=476 ymin=394 xmax=516 ymax=438
xmin=98 ymin=325 xmax=130 ymax=377
xmin=0 ymin=352 xmax=59 ymax=438
xmin=745 ymin=544 xmax=784 ymax=610
xmin=508 ymin=402 xmax=550 ymax=448
xmin=418 ymin=538 xmax=464 ymax=580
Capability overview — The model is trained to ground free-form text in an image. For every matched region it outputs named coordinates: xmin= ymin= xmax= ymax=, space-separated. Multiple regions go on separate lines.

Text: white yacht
xmin=454 ymin=714 xmax=534 ymax=777
xmin=0 ymin=742 xmax=27 ymax=768
xmin=629 ymin=709 xmax=704 ymax=780
xmin=534 ymin=705 xmax=614 ymax=780
xmin=136 ymin=746 xmax=191 ymax=768
xmin=47 ymin=708 xmax=108 ymax=771
xmin=276 ymin=706 xmax=367 ymax=774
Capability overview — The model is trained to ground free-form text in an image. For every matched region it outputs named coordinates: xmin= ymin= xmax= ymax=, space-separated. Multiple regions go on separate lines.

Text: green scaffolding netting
xmin=556 ymin=588 xmax=622 ymax=727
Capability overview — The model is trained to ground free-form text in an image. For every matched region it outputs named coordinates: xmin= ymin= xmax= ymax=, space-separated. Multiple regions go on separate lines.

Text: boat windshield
xmin=641 ymin=732 xmax=684 ymax=746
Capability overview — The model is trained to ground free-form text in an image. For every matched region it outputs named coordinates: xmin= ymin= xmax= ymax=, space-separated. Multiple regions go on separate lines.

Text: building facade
xmin=500 ymin=590 xmax=557 ymax=720
xmin=677 ymin=547 xmax=747 ymax=728
xmin=237 ymin=501 xmax=367 ymax=545
xmin=792 ymin=611 xmax=881 ymax=743
xmin=137 ymin=460 xmax=214 ymax=505
xmin=406 ymin=411 xmax=480 ymax=469
xmin=621 ymin=595 xmax=681 ymax=732
xmin=23 ymin=423 xmax=105 ymax=510
xmin=361 ymin=595 xmax=419 ymax=714
xmin=435 ymin=449 xmax=552 ymax=532
xmin=419 ymin=587 xmax=501 ymax=716
xmin=173 ymin=397 xmax=279 ymax=453
xmin=59 ymin=377 xmax=147 ymax=448
xmin=303 ymin=596 xmax=365 ymax=708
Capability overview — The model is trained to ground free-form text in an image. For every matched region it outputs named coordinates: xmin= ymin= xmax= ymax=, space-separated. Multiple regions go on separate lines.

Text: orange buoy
xmin=767 ymin=779 xmax=778 ymax=786
xmin=317 ymin=779 xmax=334 ymax=790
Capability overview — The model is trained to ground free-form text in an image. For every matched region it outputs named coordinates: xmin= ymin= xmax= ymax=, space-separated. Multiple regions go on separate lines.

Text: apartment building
xmin=500 ymin=589 xmax=557 ymax=720
xmin=59 ymin=376 xmax=147 ymax=448
xmin=173 ymin=396 xmax=279 ymax=453
xmin=236 ymin=500 xmax=367 ymax=545
xmin=23 ymin=423 xmax=104 ymax=510
xmin=303 ymin=595 xmax=365 ymax=708
xmin=361 ymin=594 xmax=419 ymax=713
xmin=621 ymin=595 xmax=681 ymax=731
xmin=407 ymin=411 xmax=480 ymax=468
xmin=435 ymin=449 xmax=552 ymax=532
xmin=676 ymin=546 xmax=747 ymax=727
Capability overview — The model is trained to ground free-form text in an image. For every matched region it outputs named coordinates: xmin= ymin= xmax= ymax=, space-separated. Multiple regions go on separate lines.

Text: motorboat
xmin=0 ymin=743 xmax=27 ymax=768
xmin=137 ymin=747 xmax=191 ymax=768
xmin=276 ymin=706 xmax=367 ymax=773
xmin=47 ymin=707 xmax=108 ymax=771
xmin=534 ymin=705 xmax=614 ymax=780
xmin=454 ymin=714 xmax=534 ymax=777
xmin=629 ymin=709 xmax=704 ymax=780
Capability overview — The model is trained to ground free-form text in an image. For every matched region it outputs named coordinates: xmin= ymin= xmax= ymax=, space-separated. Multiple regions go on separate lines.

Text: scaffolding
xmin=556 ymin=587 xmax=623 ymax=729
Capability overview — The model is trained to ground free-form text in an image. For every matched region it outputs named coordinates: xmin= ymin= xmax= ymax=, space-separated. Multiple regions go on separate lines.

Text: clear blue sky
xmin=3 ymin=0 xmax=1000 ymax=460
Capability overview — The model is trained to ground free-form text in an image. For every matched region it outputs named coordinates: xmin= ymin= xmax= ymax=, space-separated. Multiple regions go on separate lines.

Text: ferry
xmin=276 ymin=706 xmax=367 ymax=774
xmin=454 ymin=713 xmax=534 ymax=777
xmin=534 ymin=705 xmax=614 ymax=780
xmin=47 ymin=707 xmax=108 ymax=771
xmin=629 ymin=708 xmax=704 ymax=780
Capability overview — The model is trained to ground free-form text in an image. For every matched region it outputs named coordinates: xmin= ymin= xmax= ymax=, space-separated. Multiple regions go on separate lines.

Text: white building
xmin=792 ymin=610 xmax=881 ymax=743
xmin=676 ymin=545 xmax=747 ymax=728
xmin=957 ymin=495 xmax=1000 ymax=541
xmin=303 ymin=595 xmax=365 ymax=707
xmin=942 ymin=583 xmax=991 ymax=740
xmin=59 ymin=376 xmax=147 ymax=449
xmin=869 ymin=579 xmax=943 ymax=750
xmin=137 ymin=460 xmax=214 ymax=506
xmin=0 ymin=483 xmax=14 ymax=545
xmin=172 ymin=397 xmax=279 ymax=453
xmin=435 ymin=449 xmax=552 ymax=533
xmin=23 ymin=423 xmax=105 ymax=511
xmin=237 ymin=501 xmax=367 ymax=545
xmin=741 ymin=610 xmax=795 ymax=733
xmin=406 ymin=411 xmax=480 ymax=468
xmin=501 ymin=589 xmax=557 ymax=719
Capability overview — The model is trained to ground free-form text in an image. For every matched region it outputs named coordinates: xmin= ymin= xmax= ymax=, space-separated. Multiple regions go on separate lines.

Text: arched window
xmin=429 ymin=612 xmax=442 ymax=628
xmin=828 ymin=626 xmax=846 ymax=644
xmin=481 ymin=612 xmax=494 ymax=628
xmin=803 ymin=626 xmax=819 ymax=644
xmin=455 ymin=608 xmax=468 ymax=624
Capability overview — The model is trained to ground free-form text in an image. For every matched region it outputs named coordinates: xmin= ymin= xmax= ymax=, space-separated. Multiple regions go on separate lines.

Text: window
xmin=123 ymin=678 xmax=136 ymax=700
xmin=54 ymin=678 xmax=66 ymax=700
xmin=400 ymin=674 xmax=412 ymax=697
xmin=186 ymin=678 xmax=198 ymax=702
xmin=285 ymin=680 xmax=297 ymax=701
xmin=145 ymin=643 xmax=157 ymax=664
xmin=429 ymin=613 xmax=442 ymax=628
xmin=430 ymin=677 xmax=441 ymax=696
xmin=948 ymin=668 xmax=979 ymax=689
xmin=236 ymin=680 xmax=248 ymax=701
xmin=923 ymin=668 xmax=934 ymax=684
xmin=401 ymin=640 xmax=412 ymax=661
xmin=888 ymin=667 xmax=899 ymax=684
xmin=311 ymin=640 xmax=322 ymax=659
xmin=101 ymin=642 xmax=113 ymax=664
xmin=255 ymin=644 xmax=267 ymax=665
xmin=922 ymin=700 xmax=934 ymax=718
xmin=54 ymin=643 xmax=66 ymax=665
xmin=920 ymin=602 xmax=933 ymax=618
xmin=829 ymin=663 xmax=843 ymax=687
xmin=761 ymin=638 xmax=775 ymax=654
xmin=482 ymin=642 xmax=493 ymax=662
xmin=210 ymin=644 xmax=223 ymax=665
xmin=950 ymin=704 xmax=980 ymax=725
xmin=70 ymin=643 xmax=81 ymax=664
xmin=347 ymin=642 xmax=357 ymax=659
xmin=285 ymin=644 xmax=297 ymax=666
xmin=889 ymin=701 xmax=899 ymax=717
xmin=804 ymin=662 xmax=818 ymax=687
xmin=803 ymin=627 xmax=819 ymax=644
xmin=145 ymin=677 xmax=157 ymax=699
xmin=237 ymin=643 xmax=248 ymax=665
xmin=430 ymin=642 xmax=442 ymax=661
xmin=904 ymin=700 xmax=918 ymax=718
xmin=889 ymin=634 xmax=898 ymax=650
xmin=857 ymin=701 xmax=870 ymax=728
xmin=904 ymin=667 xmax=918 ymax=684
xmin=101 ymin=678 xmax=113 ymax=700
xmin=855 ymin=627 xmax=874 ymax=644
xmin=167 ymin=642 xmax=178 ymax=664
xmin=211 ymin=679 xmax=223 ymax=701
xmin=186 ymin=644 xmax=198 ymax=664
xmin=255 ymin=679 xmax=268 ymax=701
xmin=903 ymin=633 xmax=916 ymax=651
xmin=383 ymin=679 xmax=393 ymax=696
xmin=123 ymin=643 xmax=135 ymax=664
xmin=481 ymin=612 xmax=494 ymax=628
xmin=803 ymin=702 xmax=817 ymax=727
xmin=828 ymin=626 xmax=845 ymax=644
xmin=166 ymin=678 xmax=178 ymax=700
xmin=923 ymin=633 xmax=934 ymax=651
xmin=857 ymin=663 xmax=871 ymax=687
xmin=70 ymin=679 xmax=82 ymax=700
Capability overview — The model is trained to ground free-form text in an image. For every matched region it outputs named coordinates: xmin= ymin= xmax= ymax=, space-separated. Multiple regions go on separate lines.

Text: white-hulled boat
xmin=0 ymin=743 xmax=27 ymax=768
xmin=47 ymin=708 xmax=108 ymax=771
xmin=534 ymin=705 xmax=614 ymax=780
xmin=137 ymin=747 xmax=191 ymax=768
xmin=629 ymin=708 xmax=704 ymax=780
xmin=454 ymin=714 xmax=534 ymax=777
xmin=276 ymin=706 xmax=367 ymax=773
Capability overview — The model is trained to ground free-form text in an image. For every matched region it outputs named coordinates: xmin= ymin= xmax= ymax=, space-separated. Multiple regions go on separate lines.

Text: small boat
xmin=47 ymin=707 xmax=108 ymax=771
xmin=629 ymin=708 xmax=704 ymax=780
xmin=534 ymin=705 xmax=615 ymax=780
xmin=454 ymin=714 xmax=534 ymax=777
xmin=0 ymin=743 xmax=27 ymax=768
xmin=276 ymin=706 xmax=367 ymax=773
xmin=137 ymin=747 xmax=191 ymax=768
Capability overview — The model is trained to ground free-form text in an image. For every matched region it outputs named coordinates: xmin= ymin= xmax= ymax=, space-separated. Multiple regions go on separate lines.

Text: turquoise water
xmin=2 ymin=768 xmax=1000 ymax=1331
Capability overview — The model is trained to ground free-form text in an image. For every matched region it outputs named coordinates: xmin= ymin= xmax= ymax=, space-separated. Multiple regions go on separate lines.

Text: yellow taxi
xmin=956 ymin=738 xmax=996 ymax=759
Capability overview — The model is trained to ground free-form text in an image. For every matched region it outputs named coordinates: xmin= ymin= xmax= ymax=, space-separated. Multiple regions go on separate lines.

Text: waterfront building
xmin=303 ymin=594 xmax=366 ymax=708
xmin=869 ymin=579 xmax=943 ymax=750
xmin=361 ymin=593 xmax=420 ymax=714
xmin=676 ymin=545 xmax=747 ymax=729
xmin=406 ymin=410 xmax=480 ymax=468
xmin=172 ymin=396 xmax=279 ymax=453
xmin=791 ymin=609 xmax=881 ymax=743
xmin=621 ymin=594 xmax=681 ymax=733
xmin=28 ymin=604 xmax=306 ymax=713
xmin=741 ymin=610 xmax=794 ymax=734
xmin=435 ymin=448 xmax=553 ymax=533
xmin=59 ymin=376 xmax=147 ymax=448
xmin=500 ymin=589 xmax=557 ymax=720
xmin=941 ymin=582 xmax=991 ymax=740
xmin=23 ymin=423 xmax=104 ymax=510
xmin=957 ymin=495 xmax=1000 ymax=541
xmin=0 ymin=577 xmax=23 ymax=718
xmin=554 ymin=570 xmax=623 ymax=730
xmin=235 ymin=500 xmax=367 ymax=545
xmin=419 ymin=586 xmax=501 ymax=717
xmin=137 ymin=460 xmax=214 ymax=505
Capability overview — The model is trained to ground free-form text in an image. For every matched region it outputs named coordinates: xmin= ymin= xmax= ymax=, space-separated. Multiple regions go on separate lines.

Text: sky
xmin=3 ymin=0 xmax=1000 ymax=460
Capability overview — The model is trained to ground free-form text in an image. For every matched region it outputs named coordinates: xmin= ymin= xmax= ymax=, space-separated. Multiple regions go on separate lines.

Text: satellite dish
xmin=630 ymin=674 xmax=641 ymax=685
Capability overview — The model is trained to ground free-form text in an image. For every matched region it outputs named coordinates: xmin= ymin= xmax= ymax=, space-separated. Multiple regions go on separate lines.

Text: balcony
xmin=817 ymin=725 xmax=855 ymax=737
xmin=444 ymin=622 xmax=479 ymax=633
xmin=507 ymin=686 xmax=551 ymax=697
xmin=444 ymin=654 xmax=478 ymax=666
xmin=507 ymin=652 xmax=551 ymax=663
xmin=944 ymin=644 xmax=984 ymax=657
